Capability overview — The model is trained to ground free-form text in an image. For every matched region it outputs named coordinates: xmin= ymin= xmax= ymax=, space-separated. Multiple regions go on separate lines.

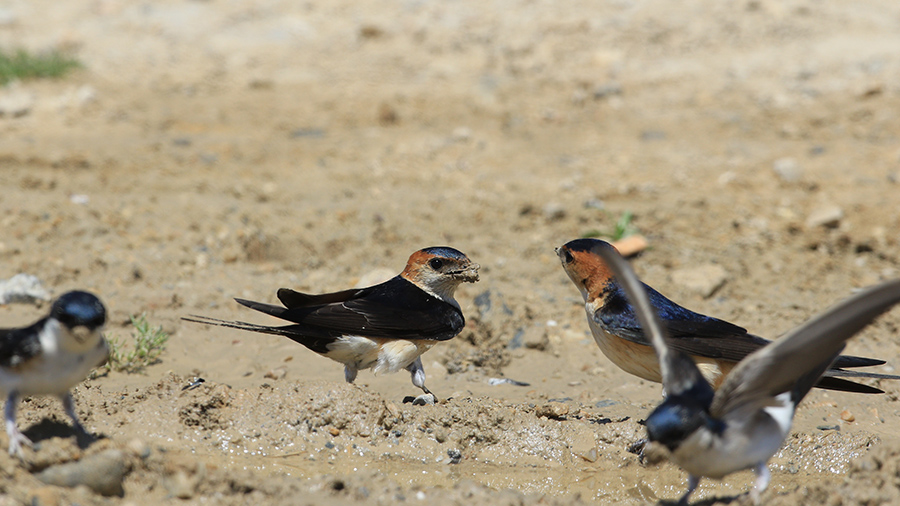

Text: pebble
xmin=593 ymin=82 xmax=622 ymax=100
xmin=384 ymin=401 xmax=400 ymax=420
xmin=773 ymin=157 xmax=803 ymax=182
xmin=35 ymin=449 xmax=129 ymax=497
xmin=264 ymin=367 xmax=286 ymax=380
xmin=806 ymin=204 xmax=843 ymax=229
xmin=0 ymin=273 xmax=51 ymax=304
xmin=569 ymin=425 xmax=598 ymax=462
xmin=0 ymin=88 xmax=33 ymax=117
xmin=165 ymin=470 xmax=197 ymax=499
xmin=510 ymin=325 xmax=548 ymax=351
xmin=542 ymin=202 xmax=566 ymax=221
xmin=451 ymin=127 xmax=472 ymax=142
xmin=126 ymin=438 xmax=151 ymax=460
xmin=671 ymin=264 xmax=728 ymax=298
xmin=841 ymin=410 xmax=855 ymax=423
xmin=0 ymin=8 xmax=16 ymax=26
xmin=536 ymin=402 xmax=569 ymax=420
xmin=611 ymin=234 xmax=649 ymax=258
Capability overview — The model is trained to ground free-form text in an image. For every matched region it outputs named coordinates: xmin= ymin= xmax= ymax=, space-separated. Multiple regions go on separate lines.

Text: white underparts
xmin=324 ymin=335 xmax=434 ymax=375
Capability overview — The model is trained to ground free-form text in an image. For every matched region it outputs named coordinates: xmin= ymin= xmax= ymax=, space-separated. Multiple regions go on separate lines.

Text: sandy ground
xmin=2 ymin=0 xmax=900 ymax=504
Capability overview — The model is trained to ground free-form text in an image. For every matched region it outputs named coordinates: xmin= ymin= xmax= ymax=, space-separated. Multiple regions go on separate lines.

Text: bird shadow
xmin=22 ymin=420 xmax=105 ymax=451
xmin=658 ymin=495 xmax=743 ymax=506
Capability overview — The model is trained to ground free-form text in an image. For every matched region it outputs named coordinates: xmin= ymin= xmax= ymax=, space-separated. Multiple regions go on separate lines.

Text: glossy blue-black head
xmin=51 ymin=291 xmax=107 ymax=330
xmin=419 ymin=246 xmax=470 ymax=262
xmin=646 ymin=394 xmax=723 ymax=451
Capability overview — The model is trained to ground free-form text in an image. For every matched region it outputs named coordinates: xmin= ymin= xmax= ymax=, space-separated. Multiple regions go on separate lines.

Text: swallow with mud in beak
xmin=0 ymin=291 xmax=108 ymax=458
xmin=184 ymin=246 xmax=480 ymax=405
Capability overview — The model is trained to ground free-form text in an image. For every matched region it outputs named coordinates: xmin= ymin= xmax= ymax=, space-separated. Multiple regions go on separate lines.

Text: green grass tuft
xmin=102 ymin=314 xmax=170 ymax=374
xmin=581 ymin=210 xmax=638 ymax=241
xmin=0 ymin=48 xmax=82 ymax=86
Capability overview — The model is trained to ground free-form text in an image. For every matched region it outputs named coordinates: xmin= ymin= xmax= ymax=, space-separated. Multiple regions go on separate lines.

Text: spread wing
xmin=711 ymin=279 xmax=900 ymax=418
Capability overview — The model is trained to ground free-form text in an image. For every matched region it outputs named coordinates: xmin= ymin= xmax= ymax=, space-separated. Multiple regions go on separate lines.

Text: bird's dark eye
xmin=563 ymin=250 xmax=574 ymax=264
xmin=429 ymin=258 xmax=444 ymax=270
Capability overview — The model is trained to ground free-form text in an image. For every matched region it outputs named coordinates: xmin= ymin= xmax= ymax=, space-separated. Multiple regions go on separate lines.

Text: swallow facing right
xmin=1 ymin=291 xmax=109 ymax=457
xmin=557 ymin=238 xmax=900 ymax=393
xmin=587 ymin=232 xmax=900 ymax=504
xmin=184 ymin=247 xmax=479 ymax=405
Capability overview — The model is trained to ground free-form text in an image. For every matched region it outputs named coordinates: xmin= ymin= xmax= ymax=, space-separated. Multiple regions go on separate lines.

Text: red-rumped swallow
xmin=184 ymin=247 xmax=479 ymax=405
xmin=1 ymin=291 xmax=109 ymax=457
xmin=587 ymin=233 xmax=900 ymax=504
xmin=557 ymin=238 xmax=900 ymax=393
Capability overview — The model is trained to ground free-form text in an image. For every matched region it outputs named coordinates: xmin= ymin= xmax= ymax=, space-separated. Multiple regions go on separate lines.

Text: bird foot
xmin=627 ymin=438 xmax=668 ymax=466
xmin=7 ymin=430 xmax=32 ymax=459
xmin=627 ymin=437 xmax=648 ymax=456
xmin=402 ymin=393 xmax=436 ymax=406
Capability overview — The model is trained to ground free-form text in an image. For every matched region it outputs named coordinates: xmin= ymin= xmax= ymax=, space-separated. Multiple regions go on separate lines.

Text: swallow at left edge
xmin=557 ymin=238 xmax=900 ymax=394
xmin=0 ymin=291 xmax=109 ymax=458
xmin=184 ymin=246 xmax=480 ymax=405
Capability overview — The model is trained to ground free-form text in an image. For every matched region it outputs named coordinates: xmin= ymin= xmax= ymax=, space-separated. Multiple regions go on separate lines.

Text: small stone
xmin=328 ymin=427 xmax=341 ymax=437
xmin=0 ymin=88 xmax=33 ymax=117
xmin=611 ymin=235 xmax=648 ymax=258
xmin=773 ymin=157 xmax=803 ymax=182
xmin=671 ymin=264 xmax=728 ymax=298
xmin=840 ymin=410 xmax=855 ymax=423
xmin=542 ymin=202 xmax=566 ymax=221
xmin=451 ymin=127 xmax=472 ymax=142
xmin=640 ymin=130 xmax=665 ymax=141
xmin=0 ymin=273 xmax=51 ymax=304
xmin=806 ymin=205 xmax=843 ymax=229
xmin=569 ymin=425 xmax=598 ymax=462
xmin=126 ymin=438 xmax=151 ymax=459
xmin=35 ymin=449 xmax=129 ymax=497
xmin=0 ymin=8 xmax=16 ymax=26
xmin=577 ymin=447 xmax=598 ymax=463
xmin=76 ymin=85 xmax=97 ymax=106
xmin=536 ymin=402 xmax=569 ymax=419
xmin=511 ymin=325 xmax=548 ymax=351
xmin=264 ymin=367 xmax=286 ymax=380
xmin=384 ymin=401 xmax=400 ymax=419
xmin=593 ymin=82 xmax=622 ymax=100
xmin=164 ymin=471 xmax=196 ymax=499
